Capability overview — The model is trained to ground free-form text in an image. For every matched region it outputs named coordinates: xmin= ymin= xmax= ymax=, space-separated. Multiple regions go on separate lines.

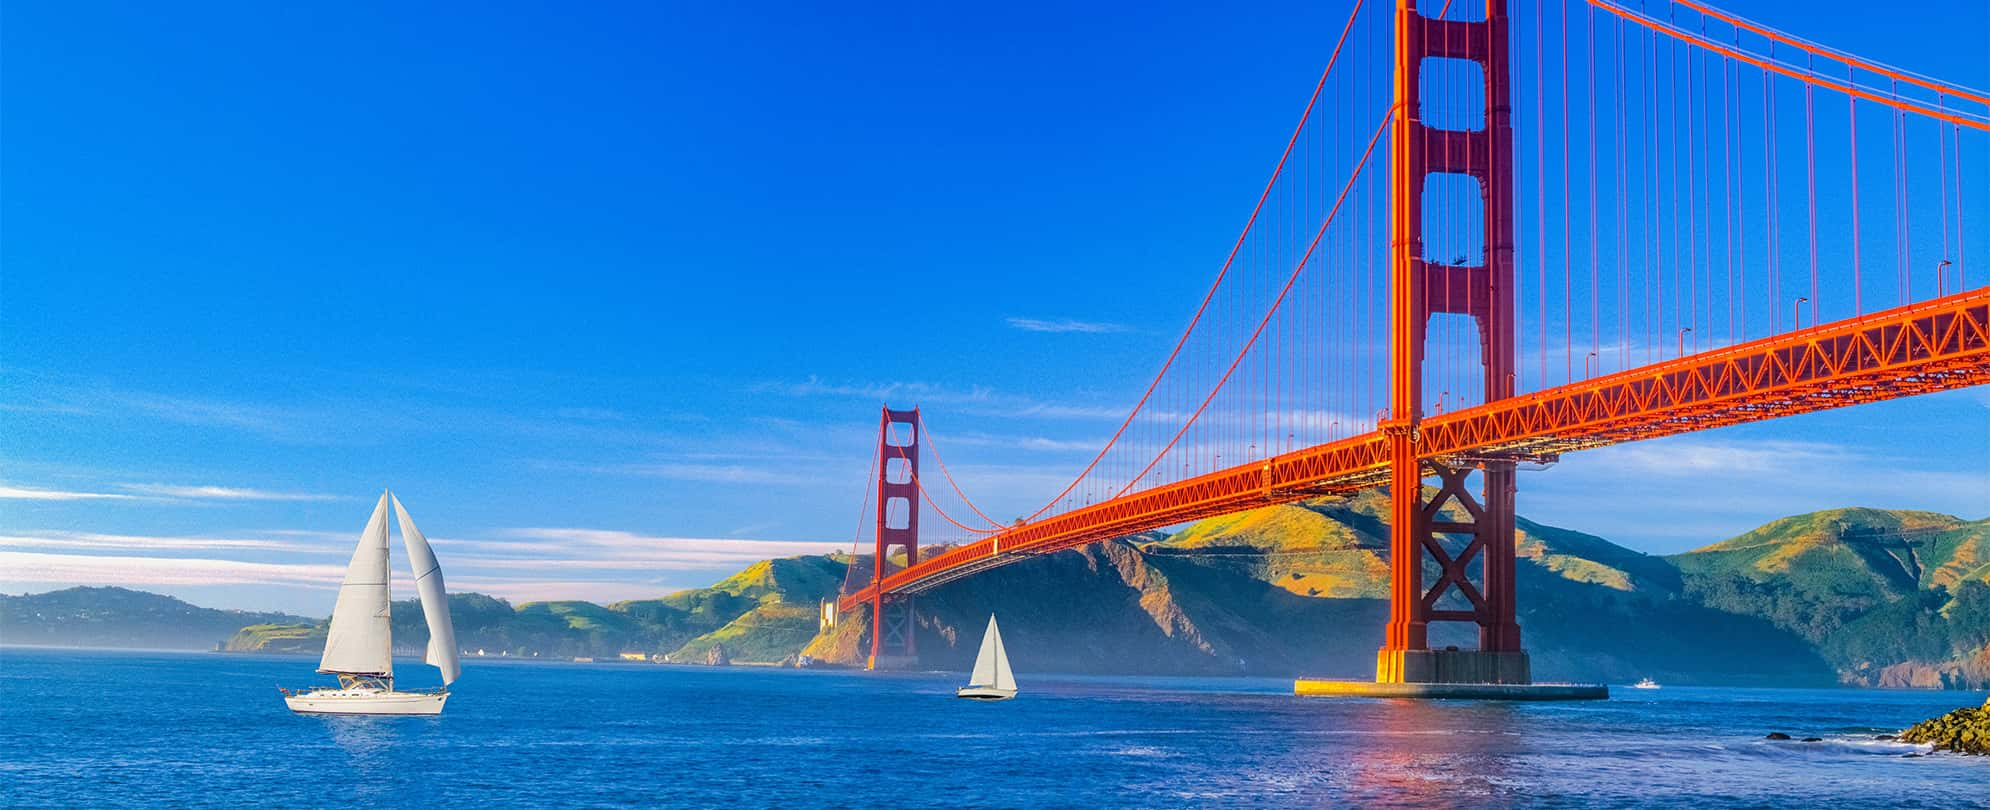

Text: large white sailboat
xmin=956 ymin=614 xmax=1017 ymax=701
xmin=282 ymin=491 xmax=461 ymax=716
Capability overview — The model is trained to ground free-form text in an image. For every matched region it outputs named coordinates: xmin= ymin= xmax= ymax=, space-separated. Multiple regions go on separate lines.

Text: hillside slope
xmin=1670 ymin=509 xmax=1990 ymax=688
xmin=2 ymin=587 xmax=309 ymax=650
xmin=24 ymin=503 xmax=1986 ymax=688
xmin=219 ymin=556 xmax=850 ymax=664
xmin=808 ymin=490 xmax=1828 ymax=684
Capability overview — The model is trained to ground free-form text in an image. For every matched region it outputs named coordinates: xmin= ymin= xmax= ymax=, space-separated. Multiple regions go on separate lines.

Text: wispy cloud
xmin=1524 ymin=434 xmax=1990 ymax=554
xmin=441 ymin=577 xmax=687 ymax=605
xmin=0 ymin=530 xmax=340 ymax=554
xmin=0 ymin=481 xmax=339 ymax=503
xmin=116 ymin=484 xmax=340 ymax=502
xmin=749 ymin=376 xmax=997 ymax=404
xmin=110 ymin=392 xmax=296 ymax=435
xmin=975 ymin=402 xmax=1130 ymax=421
xmin=727 ymin=521 xmax=779 ymax=537
xmin=0 ymin=527 xmax=852 ymax=605
xmin=1594 ymin=439 xmax=1855 ymax=478
xmin=0 ymin=374 xmax=349 ymax=444
xmin=753 ymin=376 xmax=1140 ymax=423
xmin=0 ymin=484 xmax=138 ymax=501
xmin=0 ymin=402 xmax=96 ymax=417
xmin=942 ymin=432 xmax=1104 ymax=453
xmin=474 ymin=529 xmax=846 ymax=561
xmin=552 ymin=461 xmax=818 ymax=486
xmin=1005 ymin=317 xmax=1129 ymax=334
xmin=553 ymin=407 xmax=626 ymax=422
xmin=0 ymin=550 xmax=347 ymax=590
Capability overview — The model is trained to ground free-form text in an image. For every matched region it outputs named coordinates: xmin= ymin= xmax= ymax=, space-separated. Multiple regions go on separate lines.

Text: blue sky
xmin=3 ymin=0 xmax=1986 ymax=615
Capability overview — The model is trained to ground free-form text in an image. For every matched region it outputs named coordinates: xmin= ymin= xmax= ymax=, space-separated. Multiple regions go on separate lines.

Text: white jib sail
xmin=970 ymin=615 xmax=1015 ymax=691
xmin=319 ymin=492 xmax=394 ymax=677
xmin=393 ymin=495 xmax=461 ymax=686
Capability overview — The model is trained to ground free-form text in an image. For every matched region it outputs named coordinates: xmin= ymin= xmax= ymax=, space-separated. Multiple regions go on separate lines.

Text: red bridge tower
xmin=1379 ymin=0 xmax=1530 ymax=684
xmin=867 ymin=407 xmax=920 ymax=669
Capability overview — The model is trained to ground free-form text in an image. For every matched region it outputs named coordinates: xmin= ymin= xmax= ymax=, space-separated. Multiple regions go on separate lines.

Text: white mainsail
xmin=318 ymin=492 xmax=394 ymax=677
xmin=392 ymin=495 xmax=460 ymax=685
xmin=969 ymin=615 xmax=1016 ymax=692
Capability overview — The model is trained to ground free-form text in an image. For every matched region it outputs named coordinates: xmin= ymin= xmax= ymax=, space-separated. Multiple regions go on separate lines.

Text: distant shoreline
xmin=7 ymin=646 xmax=1989 ymax=696
xmin=1 ymin=644 xmax=849 ymax=671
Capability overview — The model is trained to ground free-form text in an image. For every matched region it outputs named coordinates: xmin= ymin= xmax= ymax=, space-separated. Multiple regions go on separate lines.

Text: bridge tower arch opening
xmin=868 ymin=406 xmax=921 ymax=669
xmin=1380 ymin=0 xmax=1530 ymax=685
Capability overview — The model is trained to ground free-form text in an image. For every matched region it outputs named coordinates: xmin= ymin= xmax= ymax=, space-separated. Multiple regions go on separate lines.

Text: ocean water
xmin=0 ymin=648 xmax=1983 ymax=808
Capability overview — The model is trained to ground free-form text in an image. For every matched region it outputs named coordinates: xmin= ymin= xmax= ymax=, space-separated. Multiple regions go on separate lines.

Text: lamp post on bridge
xmin=1793 ymin=297 xmax=1809 ymax=330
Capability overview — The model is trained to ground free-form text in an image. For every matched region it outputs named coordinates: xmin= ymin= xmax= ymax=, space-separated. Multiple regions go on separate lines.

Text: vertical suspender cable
xmin=1617 ymin=15 xmax=1630 ymax=363
xmin=1562 ymin=0 xmax=1573 ymax=381
xmin=1847 ymin=62 xmax=1863 ymax=313
xmin=1685 ymin=37 xmax=1699 ymax=352
xmin=1805 ymin=56 xmax=1819 ymax=326
xmin=1895 ymin=81 xmax=1908 ymax=305
xmin=1763 ymin=65 xmax=1777 ymax=333
xmin=1536 ymin=0 xmax=1548 ymax=391
xmin=1587 ymin=3 xmax=1600 ymax=372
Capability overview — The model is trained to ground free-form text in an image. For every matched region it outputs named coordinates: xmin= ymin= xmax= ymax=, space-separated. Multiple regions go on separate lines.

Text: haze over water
xmin=2 ymin=648 xmax=1983 ymax=807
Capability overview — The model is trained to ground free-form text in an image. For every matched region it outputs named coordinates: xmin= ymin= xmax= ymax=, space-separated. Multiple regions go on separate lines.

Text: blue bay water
xmin=1 ymin=647 xmax=1984 ymax=807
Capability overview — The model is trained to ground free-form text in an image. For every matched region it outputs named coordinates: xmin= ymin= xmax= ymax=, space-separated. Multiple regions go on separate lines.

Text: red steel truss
xmin=840 ymin=288 xmax=1990 ymax=612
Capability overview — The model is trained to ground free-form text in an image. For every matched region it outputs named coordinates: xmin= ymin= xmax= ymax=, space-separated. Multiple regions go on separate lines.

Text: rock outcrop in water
xmin=1899 ymin=696 xmax=1990 ymax=754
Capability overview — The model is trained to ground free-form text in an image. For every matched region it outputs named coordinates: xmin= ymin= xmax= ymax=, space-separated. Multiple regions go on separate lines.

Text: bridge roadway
xmin=841 ymin=287 xmax=1990 ymax=611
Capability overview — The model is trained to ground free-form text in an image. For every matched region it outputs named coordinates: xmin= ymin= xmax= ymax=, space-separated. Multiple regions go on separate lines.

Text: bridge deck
xmin=840 ymin=288 xmax=1990 ymax=611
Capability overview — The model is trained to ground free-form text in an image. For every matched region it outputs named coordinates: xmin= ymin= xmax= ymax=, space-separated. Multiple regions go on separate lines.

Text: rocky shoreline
xmin=1898 ymin=696 xmax=1990 ymax=755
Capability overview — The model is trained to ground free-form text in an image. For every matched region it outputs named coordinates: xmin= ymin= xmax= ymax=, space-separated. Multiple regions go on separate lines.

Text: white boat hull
xmin=956 ymin=686 xmax=1017 ymax=701
xmin=285 ymin=688 xmax=449 ymax=716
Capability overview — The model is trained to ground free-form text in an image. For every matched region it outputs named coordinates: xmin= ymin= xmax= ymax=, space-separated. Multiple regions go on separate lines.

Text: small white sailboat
xmin=1632 ymin=677 xmax=1660 ymax=689
xmin=956 ymin=614 xmax=1017 ymax=701
xmin=282 ymin=491 xmax=460 ymax=716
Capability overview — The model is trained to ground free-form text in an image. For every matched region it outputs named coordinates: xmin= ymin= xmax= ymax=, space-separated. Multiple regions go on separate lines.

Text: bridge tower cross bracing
xmin=1379 ymin=0 xmax=1530 ymax=685
xmin=868 ymin=406 xmax=921 ymax=669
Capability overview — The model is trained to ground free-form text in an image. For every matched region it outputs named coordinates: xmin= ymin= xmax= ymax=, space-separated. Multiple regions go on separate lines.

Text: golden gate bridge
xmin=833 ymin=0 xmax=1988 ymax=693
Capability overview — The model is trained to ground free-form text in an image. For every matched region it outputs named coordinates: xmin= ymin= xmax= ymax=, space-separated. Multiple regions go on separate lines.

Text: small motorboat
xmin=956 ymin=615 xmax=1017 ymax=701
xmin=1632 ymin=677 xmax=1660 ymax=689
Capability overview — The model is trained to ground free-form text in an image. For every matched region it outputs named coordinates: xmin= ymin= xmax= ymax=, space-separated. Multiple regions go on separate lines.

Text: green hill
xmin=786 ymin=499 xmax=1984 ymax=688
xmin=806 ymin=490 xmax=1825 ymax=685
xmin=1670 ymin=509 xmax=1990 ymax=688
xmin=1671 ymin=508 xmax=1979 ymax=596
xmin=224 ymin=623 xmax=326 ymax=653
xmin=215 ymin=556 xmax=851 ymax=665
xmin=21 ymin=503 xmax=1988 ymax=688
xmin=606 ymin=555 xmax=847 ymax=663
xmin=1 ymin=587 xmax=310 ymax=650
